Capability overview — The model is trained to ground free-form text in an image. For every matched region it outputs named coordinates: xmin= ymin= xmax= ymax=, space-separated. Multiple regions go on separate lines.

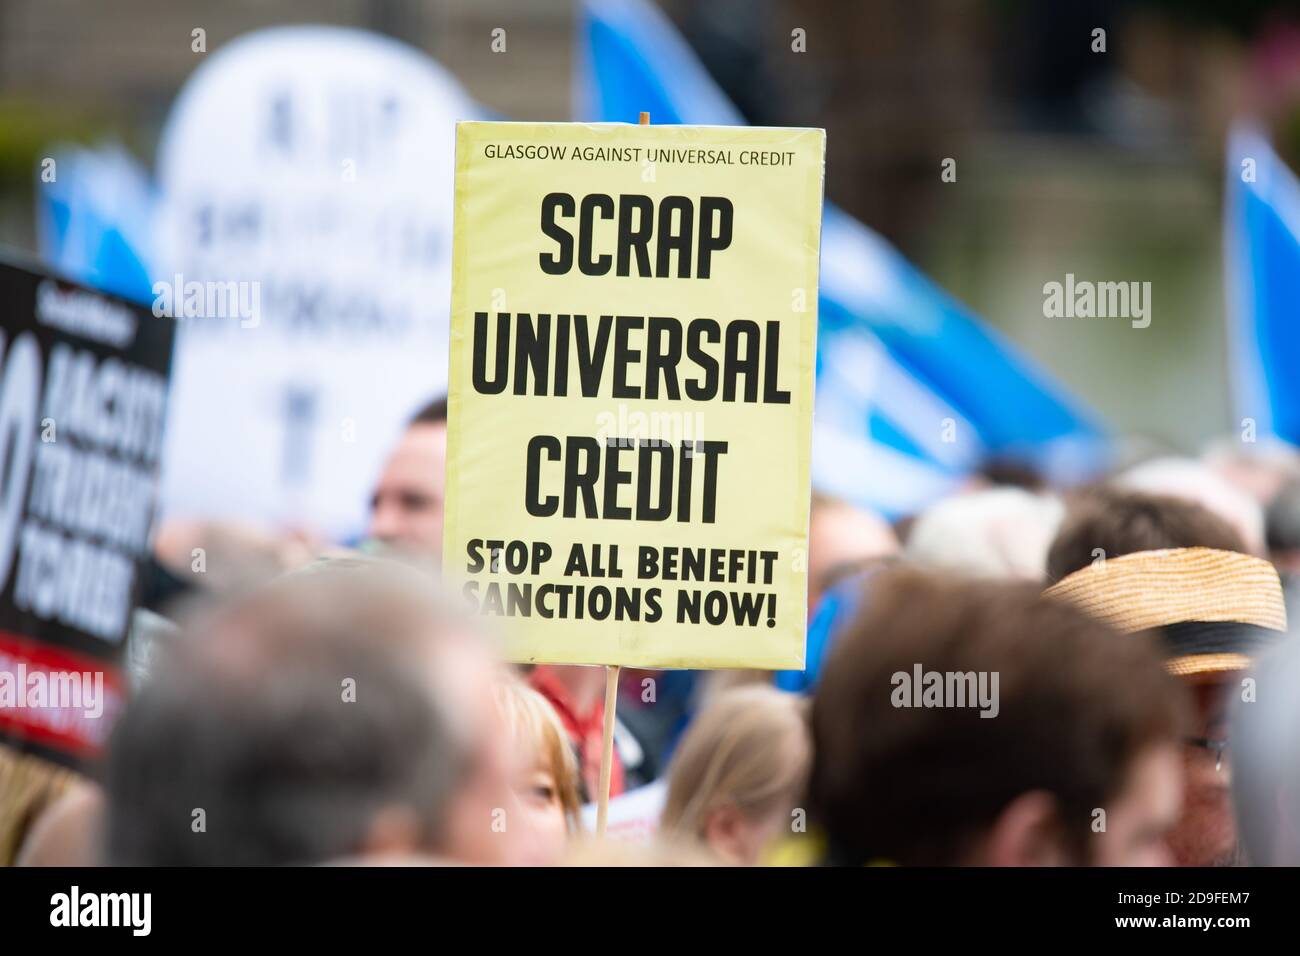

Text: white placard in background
xmin=155 ymin=26 xmax=477 ymax=538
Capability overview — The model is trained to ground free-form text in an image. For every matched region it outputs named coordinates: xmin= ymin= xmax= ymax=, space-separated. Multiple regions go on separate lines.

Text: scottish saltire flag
xmin=34 ymin=143 xmax=156 ymax=305
xmin=577 ymin=0 xmax=1107 ymax=517
xmin=1225 ymin=126 xmax=1300 ymax=446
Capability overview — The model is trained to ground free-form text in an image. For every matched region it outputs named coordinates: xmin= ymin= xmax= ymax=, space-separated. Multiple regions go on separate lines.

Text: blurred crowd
xmin=7 ymin=397 xmax=1300 ymax=868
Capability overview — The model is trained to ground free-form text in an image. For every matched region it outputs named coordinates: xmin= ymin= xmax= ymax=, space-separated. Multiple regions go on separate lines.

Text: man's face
xmin=1094 ymin=743 xmax=1184 ymax=866
xmin=806 ymin=502 xmax=897 ymax=615
xmin=369 ymin=422 xmax=446 ymax=555
xmin=1167 ymin=679 xmax=1240 ymax=866
xmin=421 ymin=632 xmax=520 ymax=865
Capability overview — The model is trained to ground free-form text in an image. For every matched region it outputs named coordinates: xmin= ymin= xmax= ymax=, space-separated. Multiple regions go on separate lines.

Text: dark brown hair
xmin=1046 ymin=487 xmax=1245 ymax=584
xmin=409 ymin=395 xmax=448 ymax=426
xmin=809 ymin=570 xmax=1188 ymax=865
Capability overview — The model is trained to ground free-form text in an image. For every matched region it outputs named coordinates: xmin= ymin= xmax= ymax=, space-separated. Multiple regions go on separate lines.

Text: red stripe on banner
xmin=0 ymin=629 xmax=125 ymax=759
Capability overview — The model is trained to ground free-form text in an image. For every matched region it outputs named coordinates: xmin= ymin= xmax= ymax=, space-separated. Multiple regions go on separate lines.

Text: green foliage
xmin=0 ymin=96 xmax=111 ymax=191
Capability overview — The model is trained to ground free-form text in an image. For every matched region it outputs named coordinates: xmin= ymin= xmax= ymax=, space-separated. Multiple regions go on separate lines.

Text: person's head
xmin=1046 ymin=487 xmax=1246 ymax=584
xmin=1118 ymin=456 xmax=1266 ymax=556
xmin=807 ymin=493 xmax=897 ymax=614
xmin=903 ymin=488 xmax=1064 ymax=580
xmin=494 ymin=677 xmax=582 ymax=865
xmin=1265 ymin=476 xmax=1300 ymax=572
xmin=811 ymin=570 xmax=1189 ymax=866
xmin=105 ymin=559 xmax=517 ymax=866
xmin=288 ymin=556 xmax=522 ymax=865
xmin=1202 ymin=437 xmax=1300 ymax=507
xmin=1045 ymin=546 xmax=1288 ymax=866
xmin=1231 ymin=639 xmax=1300 ymax=865
xmin=368 ymin=397 xmax=448 ymax=557
xmin=661 ymin=686 xmax=810 ymax=865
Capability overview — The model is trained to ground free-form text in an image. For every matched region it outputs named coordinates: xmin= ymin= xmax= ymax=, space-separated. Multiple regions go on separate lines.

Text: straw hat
xmin=1043 ymin=547 xmax=1287 ymax=679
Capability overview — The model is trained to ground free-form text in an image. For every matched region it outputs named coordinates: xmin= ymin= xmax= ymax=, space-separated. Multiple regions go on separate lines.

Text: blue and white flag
xmin=577 ymin=0 xmax=1107 ymax=517
xmin=1225 ymin=125 xmax=1300 ymax=446
xmin=35 ymin=143 xmax=156 ymax=305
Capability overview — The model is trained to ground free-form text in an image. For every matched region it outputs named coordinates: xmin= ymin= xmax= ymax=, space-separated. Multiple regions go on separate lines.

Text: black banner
xmin=0 ymin=258 xmax=175 ymax=772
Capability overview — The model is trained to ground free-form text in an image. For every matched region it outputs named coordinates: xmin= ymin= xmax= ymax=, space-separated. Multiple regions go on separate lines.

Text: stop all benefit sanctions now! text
xmin=464 ymin=538 xmax=781 ymax=628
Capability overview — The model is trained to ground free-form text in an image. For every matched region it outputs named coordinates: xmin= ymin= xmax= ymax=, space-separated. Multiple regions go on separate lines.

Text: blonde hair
xmin=661 ymin=685 xmax=810 ymax=844
xmin=495 ymin=678 xmax=582 ymax=830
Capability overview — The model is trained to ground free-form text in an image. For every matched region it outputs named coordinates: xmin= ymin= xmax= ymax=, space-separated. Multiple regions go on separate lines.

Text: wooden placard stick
xmin=595 ymin=663 xmax=620 ymax=837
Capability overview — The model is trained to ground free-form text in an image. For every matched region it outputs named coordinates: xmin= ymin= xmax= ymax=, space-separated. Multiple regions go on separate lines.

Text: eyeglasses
xmin=1185 ymin=736 xmax=1228 ymax=773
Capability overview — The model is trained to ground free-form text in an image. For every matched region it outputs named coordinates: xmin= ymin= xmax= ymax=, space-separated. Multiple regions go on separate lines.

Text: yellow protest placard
xmin=443 ymin=121 xmax=825 ymax=669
